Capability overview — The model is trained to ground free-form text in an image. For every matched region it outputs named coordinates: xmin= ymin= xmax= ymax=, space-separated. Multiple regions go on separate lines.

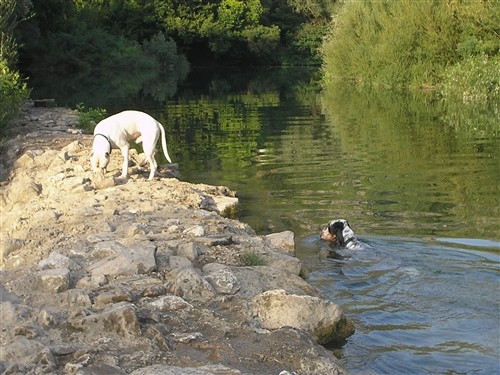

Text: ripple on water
xmin=302 ymin=236 xmax=500 ymax=374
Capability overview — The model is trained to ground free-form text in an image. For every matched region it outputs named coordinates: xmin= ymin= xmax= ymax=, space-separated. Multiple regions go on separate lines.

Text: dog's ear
xmin=329 ymin=221 xmax=346 ymax=246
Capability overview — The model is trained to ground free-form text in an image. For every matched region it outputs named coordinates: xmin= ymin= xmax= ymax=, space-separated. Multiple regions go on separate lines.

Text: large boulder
xmin=252 ymin=289 xmax=355 ymax=344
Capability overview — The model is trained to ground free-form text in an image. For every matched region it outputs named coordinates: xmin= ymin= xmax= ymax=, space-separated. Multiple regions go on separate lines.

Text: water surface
xmin=30 ymin=68 xmax=499 ymax=374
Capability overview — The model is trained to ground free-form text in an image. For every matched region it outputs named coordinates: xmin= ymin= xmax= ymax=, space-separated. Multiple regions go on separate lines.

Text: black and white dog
xmin=319 ymin=219 xmax=361 ymax=250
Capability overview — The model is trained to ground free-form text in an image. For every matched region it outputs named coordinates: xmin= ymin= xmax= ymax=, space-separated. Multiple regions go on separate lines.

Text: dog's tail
xmin=157 ymin=121 xmax=172 ymax=163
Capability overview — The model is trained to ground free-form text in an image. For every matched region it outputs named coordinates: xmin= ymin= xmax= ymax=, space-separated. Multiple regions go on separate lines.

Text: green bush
xmin=0 ymin=61 xmax=30 ymax=133
xmin=75 ymin=103 xmax=107 ymax=132
xmin=0 ymin=0 xmax=31 ymax=133
xmin=240 ymin=251 xmax=266 ymax=266
xmin=442 ymin=54 xmax=500 ymax=104
xmin=32 ymin=25 xmax=157 ymax=74
xmin=322 ymin=0 xmax=499 ymax=93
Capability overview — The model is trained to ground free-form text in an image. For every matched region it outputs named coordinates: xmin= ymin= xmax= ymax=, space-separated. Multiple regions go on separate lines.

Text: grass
xmin=240 ymin=251 xmax=266 ymax=266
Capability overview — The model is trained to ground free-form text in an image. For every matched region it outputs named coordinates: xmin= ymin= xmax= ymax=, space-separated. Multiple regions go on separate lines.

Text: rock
xmin=1 ymin=238 xmax=23 ymax=261
xmin=252 ymin=289 xmax=355 ymax=344
xmin=34 ymin=99 xmax=56 ymax=107
xmin=177 ymin=242 xmax=200 ymax=260
xmin=57 ymin=289 xmax=92 ymax=308
xmin=70 ymin=302 xmax=140 ymax=338
xmin=61 ymin=140 xmax=85 ymax=153
xmin=230 ymin=266 xmax=318 ymax=299
xmin=94 ymin=288 xmax=133 ymax=306
xmin=169 ymin=255 xmax=192 ymax=269
xmin=260 ymin=250 xmax=302 ymax=275
xmin=165 ymin=266 xmax=216 ymax=303
xmin=130 ymin=364 xmax=241 ymax=375
xmin=38 ymin=251 xmax=79 ymax=271
xmin=74 ymin=364 xmax=125 ymax=375
xmin=0 ymin=336 xmax=46 ymax=362
xmin=183 ymin=225 xmax=205 ymax=237
xmin=205 ymin=268 xmax=241 ymax=295
xmin=87 ymin=240 xmax=157 ymax=277
xmin=202 ymin=195 xmax=239 ymax=215
xmin=148 ymin=295 xmax=193 ymax=311
xmin=76 ymin=275 xmax=108 ymax=289
xmin=4 ymin=177 xmax=42 ymax=206
xmin=93 ymin=173 xmax=117 ymax=189
xmin=265 ymin=230 xmax=295 ymax=255
xmin=37 ymin=268 xmax=71 ymax=293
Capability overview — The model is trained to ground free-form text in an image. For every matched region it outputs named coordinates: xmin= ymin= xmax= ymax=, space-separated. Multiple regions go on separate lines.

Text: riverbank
xmin=0 ymin=102 xmax=354 ymax=375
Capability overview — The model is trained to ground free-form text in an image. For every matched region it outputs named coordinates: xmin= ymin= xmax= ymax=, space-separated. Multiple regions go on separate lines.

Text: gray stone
xmin=205 ymin=269 xmax=240 ymax=295
xmin=57 ymin=289 xmax=92 ymax=308
xmin=177 ymin=242 xmax=199 ymax=260
xmin=76 ymin=274 xmax=108 ymax=289
xmin=169 ymin=255 xmax=192 ymax=269
xmin=94 ymin=288 xmax=133 ymax=306
xmin=260 ymin=251 xmax=302 ymax=275
xmin=38 ymin=251 xmax=79 ymax=271
xmin=165 ymin=266 xmax=216 ymax=303
xmin=265 ymin=231 xmax=295 ymax=255
xmin=0 ymin=336 xmax=46 ymax=362
xmin=37 ymin=268 xmax=70 ymax=293
xmin=87 ymin=233 xmax=117 ymax=243
xmin=149 ymin=295 xmax=193 ymax=311
xmin=130 ymin=364 xmax=241 ymax=375
xmin=70 ymin=302 xmax=140 ymax=339
xmin=252 ymin=289 xmax=355 ymax=344
xmin=75 ymin=364 xmax=125 ymax=375
xmin=87 ymin=241 xmax=157 ymax=277
xmin=183 ymin=225 xmax=205 ymax=237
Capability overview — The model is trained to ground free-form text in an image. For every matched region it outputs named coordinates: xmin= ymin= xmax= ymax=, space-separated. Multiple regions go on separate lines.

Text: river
xmin=30 ymin=67 xmax=499 ymax=374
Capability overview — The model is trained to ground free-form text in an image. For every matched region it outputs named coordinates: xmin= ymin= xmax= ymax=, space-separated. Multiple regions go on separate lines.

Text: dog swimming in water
xmin=319 ymin=219 xmax=361 ymax=250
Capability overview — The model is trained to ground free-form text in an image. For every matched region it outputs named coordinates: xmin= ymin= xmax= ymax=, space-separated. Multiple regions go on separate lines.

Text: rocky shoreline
xmin=0 ymin=102 xmax=354 ymax=375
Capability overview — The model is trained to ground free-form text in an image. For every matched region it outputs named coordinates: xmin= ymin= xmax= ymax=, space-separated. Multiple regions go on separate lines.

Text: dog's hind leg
xmin=142 ymin=143 xmax=157 ymax=180
xmin=120 ymin=145 xmax=130 ymax=178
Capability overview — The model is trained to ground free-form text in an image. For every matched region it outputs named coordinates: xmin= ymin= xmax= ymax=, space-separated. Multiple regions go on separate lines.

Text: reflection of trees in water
xmin=29 ymin=64 xmax=190 ymax=109
xmin=321 ymin=83 xmax=500 ymax=238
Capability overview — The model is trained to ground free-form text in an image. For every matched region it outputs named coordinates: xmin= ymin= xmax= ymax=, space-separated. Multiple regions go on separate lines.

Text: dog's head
xmin=90 ymin=134 xmax=111 ymax=174
xmin=319 ymin=219 xmax=356 ymax=247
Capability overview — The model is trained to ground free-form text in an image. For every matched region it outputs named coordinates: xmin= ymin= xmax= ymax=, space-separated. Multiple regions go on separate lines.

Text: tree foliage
xmin=17 ymin=0 xmax=330 ymax=73
xmin=0 ymin=0 xmax=30 ymax=132
xmin=322 ymin=0 xmax=499 ymax=97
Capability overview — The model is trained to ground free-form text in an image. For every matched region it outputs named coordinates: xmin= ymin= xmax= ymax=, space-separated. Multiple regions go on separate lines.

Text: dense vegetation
xmin=1 ymin=0 xmax=498 ymax=132
xmin=16 ymin=0 xmax=328 ymax=74
xmin=322 ymin=0 xmax=499 ymax=103
xmin=0 ymin=0 xmax=30 ymax=132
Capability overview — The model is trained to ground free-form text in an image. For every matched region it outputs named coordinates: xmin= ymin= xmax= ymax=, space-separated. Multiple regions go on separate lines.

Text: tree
xmin=0 ymin=0 xmax=30 ymax=131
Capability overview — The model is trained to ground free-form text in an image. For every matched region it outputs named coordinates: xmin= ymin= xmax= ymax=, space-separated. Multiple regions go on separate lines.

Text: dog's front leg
xmin=119 ymin=145 xmax=130 ymax=178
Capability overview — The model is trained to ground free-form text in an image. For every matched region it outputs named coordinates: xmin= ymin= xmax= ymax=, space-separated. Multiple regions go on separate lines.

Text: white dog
xmin=90 ymin=110 xmax=172 ymax=180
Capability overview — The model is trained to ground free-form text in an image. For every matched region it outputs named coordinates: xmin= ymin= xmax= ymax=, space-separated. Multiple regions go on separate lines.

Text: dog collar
xmin=94 ymin=133 xmax=112 ymax=152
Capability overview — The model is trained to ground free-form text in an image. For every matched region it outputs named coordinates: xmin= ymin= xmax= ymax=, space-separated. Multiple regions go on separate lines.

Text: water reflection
xmin=160 ymin=74 xmax=499 ymax=240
